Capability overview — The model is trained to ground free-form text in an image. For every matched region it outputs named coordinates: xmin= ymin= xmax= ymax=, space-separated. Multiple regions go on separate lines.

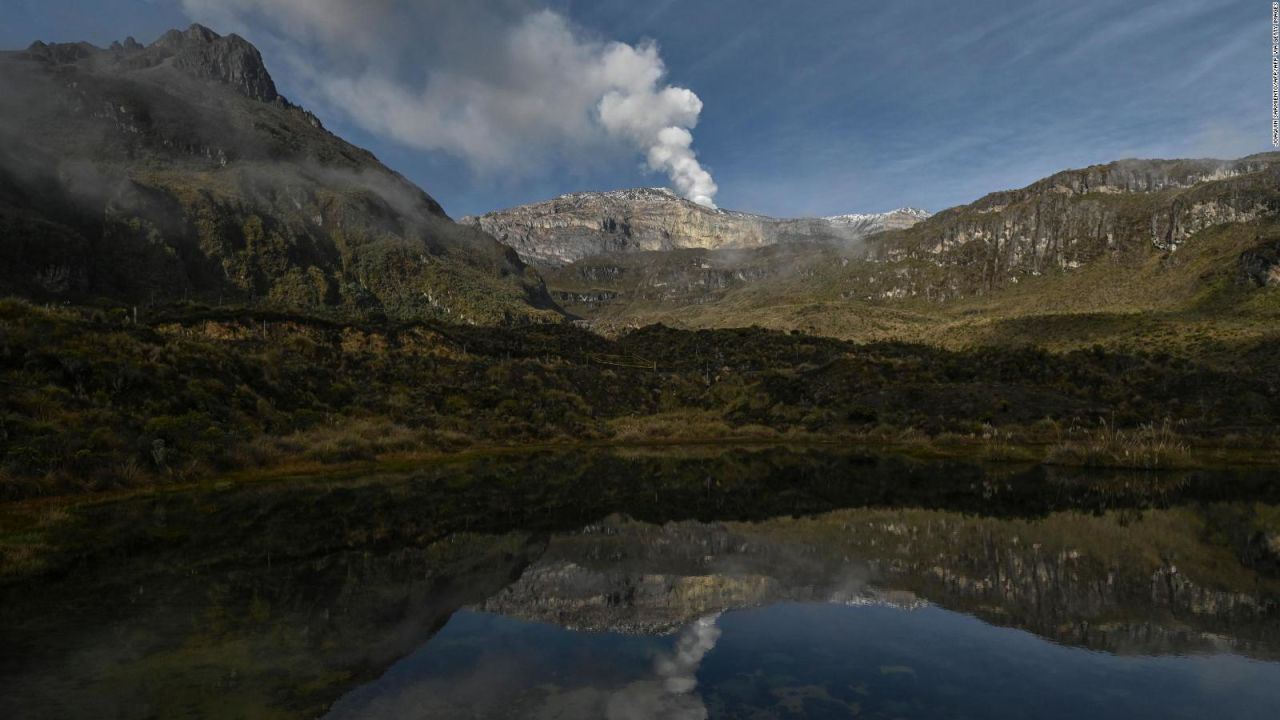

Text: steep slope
xmin=462 ymin=186 xmax=929 ymax=266
xmin=545 ymin=155 xmax=1280 ymax=350
xmin=0 ymin=25 xmax=562 ymax=324
xmin=859 ymin=155 xmax=1280 ymax=300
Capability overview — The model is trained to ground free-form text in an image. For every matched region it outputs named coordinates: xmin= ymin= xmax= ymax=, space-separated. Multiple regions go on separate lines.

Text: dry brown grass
xmin=228 ymin=417 xmax=440 ymax=466
xmin=1045 ymin=418 xmax=1192 ymax=469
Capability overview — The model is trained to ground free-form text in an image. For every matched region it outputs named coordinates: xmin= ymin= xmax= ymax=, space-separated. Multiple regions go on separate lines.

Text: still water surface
xmin=2 ymin=447 xmax=1279 ymax=718
xmin=328 ymin=605 xmax=1279 ymax=720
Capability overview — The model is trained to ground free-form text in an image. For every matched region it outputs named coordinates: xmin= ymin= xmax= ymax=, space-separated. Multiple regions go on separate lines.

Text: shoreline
xmin=4 ymin=431 xmax=1280 ymax=511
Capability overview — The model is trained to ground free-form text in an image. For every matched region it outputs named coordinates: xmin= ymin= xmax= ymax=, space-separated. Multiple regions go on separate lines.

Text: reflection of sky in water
xmin=325 ymin=603 xmax=1280 ymax=720
xmin=324 ymin=610 xmax=704 ymax=719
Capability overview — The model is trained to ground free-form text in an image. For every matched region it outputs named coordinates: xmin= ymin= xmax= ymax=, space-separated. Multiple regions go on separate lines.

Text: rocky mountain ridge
xmin=462 ymin=187 xmax=931 ymax=266
xmin=22 ymin=23 xmax=280 ymax=104
xmin=472 ymin=154 xmax=1280 ymax=339
xmin=539 ymin=154 xmax=1280 ymax=339
xmin=857 ymin=154 xmax=1280 ymax=299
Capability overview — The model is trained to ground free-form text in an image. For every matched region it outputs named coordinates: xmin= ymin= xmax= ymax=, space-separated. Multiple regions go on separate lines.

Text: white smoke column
xmin=596 ymin=44 xmax=719 ymax=207
xmin=648 ymin=128 xmax=718 ymax=208
xmin=606 ymin=613 xmax=722 ymax=720
xmin=178 ymin=1 xmax=719 ymax=208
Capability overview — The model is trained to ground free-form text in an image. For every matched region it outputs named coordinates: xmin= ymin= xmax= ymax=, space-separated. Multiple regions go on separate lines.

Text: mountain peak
xmin=0 ymin=26 xmax=559 ymax=324
xmin=186 ymin=22 xmax=221 ymax=43
xmin=152 ymin=25 xmax=279 ymax=102
xmin=150 ymin=23 xmax=222 ymax=50
xmin=826 ymin=207 xmax=932 ymax=223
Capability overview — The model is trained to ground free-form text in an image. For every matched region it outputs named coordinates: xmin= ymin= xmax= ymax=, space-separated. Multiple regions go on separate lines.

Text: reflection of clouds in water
xmin=605 ymin=614 xmax=722 ymax=720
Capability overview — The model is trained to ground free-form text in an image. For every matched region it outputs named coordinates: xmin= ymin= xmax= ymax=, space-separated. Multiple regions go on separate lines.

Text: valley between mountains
xmin=2 ymin=25 xmax=1280 ymax=500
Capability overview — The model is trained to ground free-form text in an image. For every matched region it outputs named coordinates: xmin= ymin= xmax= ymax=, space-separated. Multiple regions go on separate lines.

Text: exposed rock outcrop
xmin=155 ymin=24 xmax=280 ymax=102
xmin=463 ymin=187 xmax=929 ymax=266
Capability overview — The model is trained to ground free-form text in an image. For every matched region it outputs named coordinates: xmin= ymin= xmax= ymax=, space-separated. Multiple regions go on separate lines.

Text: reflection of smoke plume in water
xmin=656 ymin=613 xmax=723 ymax=694
xmin=606 ymin=613 xmax=722 ymax=719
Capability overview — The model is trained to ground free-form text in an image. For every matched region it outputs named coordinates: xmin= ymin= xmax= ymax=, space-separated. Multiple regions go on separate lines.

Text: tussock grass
xmin=1046 ymin=418 xmax=1192 ymax=470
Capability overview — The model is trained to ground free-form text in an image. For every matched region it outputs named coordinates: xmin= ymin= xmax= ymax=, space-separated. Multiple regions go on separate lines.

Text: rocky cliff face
xmin=861 ymin=155 xmax=1280 ymax=300
xmin=0 ymin=25 xmax=561 ymax=324
xmin=150 ymin=24 xmax=280 ymax=102
xmin=463 ymin=187 xmax=929 ymax=266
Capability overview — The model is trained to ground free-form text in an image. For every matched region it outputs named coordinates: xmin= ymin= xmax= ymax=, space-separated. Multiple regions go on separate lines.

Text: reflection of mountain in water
xmin=484 ymin=510 xmax=1280 ymax=659
xmin=2 ymin=447 xmax=1279 ymax=719
xmin=482 ymin=515 xmax=904 ymax=634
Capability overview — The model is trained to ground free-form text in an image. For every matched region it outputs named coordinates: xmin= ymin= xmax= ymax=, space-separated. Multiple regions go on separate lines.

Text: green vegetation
xmin=3 ymin=297 xmax=1280 ymax=499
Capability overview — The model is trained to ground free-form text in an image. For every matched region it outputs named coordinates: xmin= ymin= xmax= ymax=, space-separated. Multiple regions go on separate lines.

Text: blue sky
xmin=3 ymin=0 xmax=1272 ymax=218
